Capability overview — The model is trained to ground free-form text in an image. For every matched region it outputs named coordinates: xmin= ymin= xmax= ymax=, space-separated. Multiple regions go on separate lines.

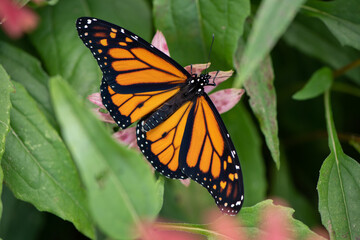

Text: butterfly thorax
xmin=141 ymin=73 xmax=212 ymax=132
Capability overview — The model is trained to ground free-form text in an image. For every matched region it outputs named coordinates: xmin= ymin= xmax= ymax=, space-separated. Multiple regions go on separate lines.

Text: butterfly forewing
xmin=77 ymin=17 xmax=189 ymax=128
xmin=179 ymin=95 xmax=244 ymax=215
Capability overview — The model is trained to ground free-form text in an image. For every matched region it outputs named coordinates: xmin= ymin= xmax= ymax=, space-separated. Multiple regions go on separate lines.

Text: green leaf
xmin=234 ymin=0 xmax=306 ymax=87
xmin=158 ymin=200 xmax=324 ymax=240
xmin=283 ymin=16 xmax=360 ymax=85
xmin=2 ymin=82 xmax=94 ymax=238
xmin=293 ymin=67 xmax=333 ymax=100
xmin=317 ymin=91 xmax=360 ymax=239
xmin=0 ymin=41 xmax=55 ymax=125
xmin=241 ymin=56 xmax=280 ymax=168
xmin=153 ymin=0 xmax=250 ymax=69
xmin=303 ymin=0 xmax=360 ymax=51
xmin=0 ymin=65 xmax=14 ymax=221
xmin=239 ymin=200 xmax=325 ymax=240
xmin=30 ymin=0 xmax=152 ymax=98
xmin=50 ymin=76 xmax=163 ymax=239
xmin=222 ymin=103 xmax=266 ymax=206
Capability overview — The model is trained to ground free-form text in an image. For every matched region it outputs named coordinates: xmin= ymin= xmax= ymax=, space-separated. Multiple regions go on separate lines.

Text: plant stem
xmin=153 ymin=222 xmax=232 ymax=239
xmin=332 ymin=82 xmax=360 ymax=98
xmin=333 ymin=58 xmax=360 ymax=78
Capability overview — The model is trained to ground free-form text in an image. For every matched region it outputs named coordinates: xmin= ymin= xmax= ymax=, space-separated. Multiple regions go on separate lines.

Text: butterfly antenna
xmin=212 ymin=70 xmax=219 ymax=85
xmin=205 ymin=34 xmax=215 ymax=73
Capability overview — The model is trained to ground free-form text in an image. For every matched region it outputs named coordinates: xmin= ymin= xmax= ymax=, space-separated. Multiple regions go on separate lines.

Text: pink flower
xmin=0 ymin=0 xmax=38 ymax=39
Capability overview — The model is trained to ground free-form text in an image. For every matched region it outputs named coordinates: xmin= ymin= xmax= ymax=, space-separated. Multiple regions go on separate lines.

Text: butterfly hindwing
xmin=101 ymin=79 xmax=180 ymax=129
xmin=179 ymin=95 xmax=244 ymax=215
xmin=136 ymin=101 xmax=193 ymax=179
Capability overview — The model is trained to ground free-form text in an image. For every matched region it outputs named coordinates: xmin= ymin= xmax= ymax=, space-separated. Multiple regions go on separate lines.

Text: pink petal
xmin=259 ymin=205 xmax=293 ymax=240
xmin=184 ymin=63 xmax=210 ymax=75
xmin=113 ymin=127 xmax=138 ymax=149
xmin=205 ymin=70 xmax=234 ymax=93
xmin=0 ymin=0 xmax=38 ymax=39
xmin=137 ymin=221 xmax=199 ymax=240
xmin=180 ymin=178 xmax=190 ymax=187
xmin=88 ymin=92 xmax=105 ymax=108
xmin=91 ymin=108 xmax=114 ymax=123
xmin=209 ymin=88 xmax=244 ymax=114
xmin=151 ymin=30 xmax=170 ymax=56
xmin=207 ymin=210 xmax=247 ymax=240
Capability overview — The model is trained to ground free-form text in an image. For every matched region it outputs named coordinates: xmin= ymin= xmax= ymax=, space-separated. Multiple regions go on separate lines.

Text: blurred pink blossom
xmin=137 ymin=221 xmax=199 ymax=240
xmin=0 ymin=0 xmax=38 ymax=38
xmin=207 ymin=210 xmax=246 ymax=240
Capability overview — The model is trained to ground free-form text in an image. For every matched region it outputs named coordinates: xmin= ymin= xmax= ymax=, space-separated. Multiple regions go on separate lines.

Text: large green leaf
xmin=241 ymin=56 xmax=280 ymax=168
xmin=30 ymin=0 xmax=152 ymax=98
xmin=50 ymin=76 xmax=163 ymax=239
xmin=234 ymin=0 xmax=306 ymax=87
xmin=317 ymin=91 xmax=360 ymax=239
xmin=0 ymin=41 xmax=55 ymax=125
xmin=2 ymin=82 xmax=94 ymax=238
xmin=153 ymin=0 xmax=250 ymax=70
xmin=0 ymin=65 xmax=14 ymax=222
xmin=303 ymin=0 xmax=360 ymax=51
xmin=283 ymin=16 xmax=360 ymax=85
xmin=293 ymin=67 xmax=333 ymax=100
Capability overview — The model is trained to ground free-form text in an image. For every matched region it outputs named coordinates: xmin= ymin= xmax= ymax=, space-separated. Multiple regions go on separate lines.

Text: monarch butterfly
xmin=76 ymin=17 xmax=244 ymax=215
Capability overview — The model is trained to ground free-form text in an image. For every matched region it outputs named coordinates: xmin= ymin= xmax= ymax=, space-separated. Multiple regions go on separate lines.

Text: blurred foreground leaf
xmin=2 ymin=82 xmax=94 ymax=238
xmin=234 ymin=0 xmax=306 ymax=87
xmin=317 ymin=91 xmax=360 ymax=239
xmin=50 ymin=76 xmax=163 ymax=239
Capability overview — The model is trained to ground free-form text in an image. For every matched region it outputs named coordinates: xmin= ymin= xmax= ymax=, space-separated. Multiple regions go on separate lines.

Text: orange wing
xmin=179 ymin=95 xmax=244 ymax=215
xmin=136 ymin=101 xmax=194 ymax=179
xmin=77 ymin=17 xmax=190 ymax=128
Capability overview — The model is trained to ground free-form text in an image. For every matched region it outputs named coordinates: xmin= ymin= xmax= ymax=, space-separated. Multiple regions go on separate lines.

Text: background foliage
xmin=0 ymin=0 xmax=359 ymax=239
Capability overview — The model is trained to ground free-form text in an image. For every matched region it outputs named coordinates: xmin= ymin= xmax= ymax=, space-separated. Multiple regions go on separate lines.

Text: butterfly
xmin=76 ymin=17 xmax=244 ymax=215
